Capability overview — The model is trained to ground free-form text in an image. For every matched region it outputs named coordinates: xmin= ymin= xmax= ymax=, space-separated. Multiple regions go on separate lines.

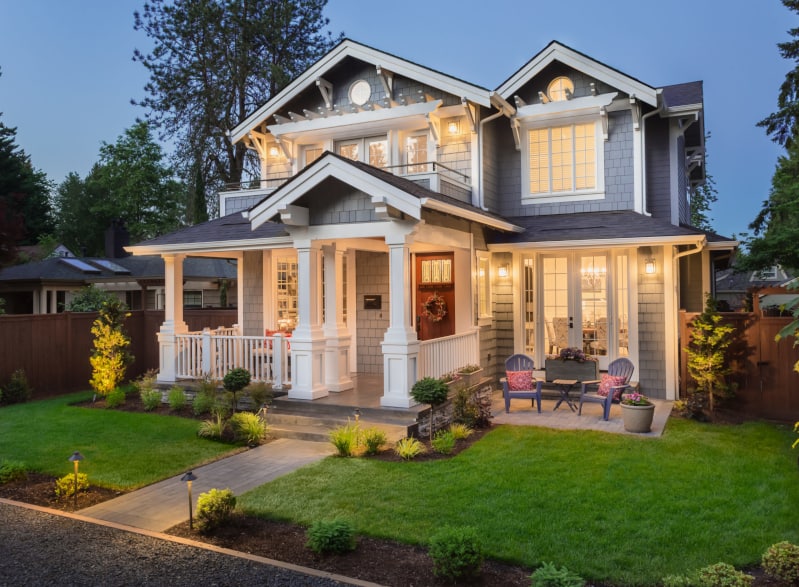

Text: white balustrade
xmin=418 ymin=329 xmax=480 ymax=380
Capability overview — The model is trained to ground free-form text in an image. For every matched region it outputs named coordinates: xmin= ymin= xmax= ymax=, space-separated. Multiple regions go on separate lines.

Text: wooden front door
xmin=415 ymin=253 xmax=455 ymax=341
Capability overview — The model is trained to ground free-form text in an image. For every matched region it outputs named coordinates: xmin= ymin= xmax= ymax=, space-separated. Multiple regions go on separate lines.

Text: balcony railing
xmin=418 ymin=329 xmax=480 ymax=380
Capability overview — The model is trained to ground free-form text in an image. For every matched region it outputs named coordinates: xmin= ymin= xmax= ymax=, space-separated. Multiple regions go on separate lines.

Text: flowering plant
xmin=559 ymin=347 xmax=587 ymax=362
xmin=621 ymin=392 xmax=651 ymax=406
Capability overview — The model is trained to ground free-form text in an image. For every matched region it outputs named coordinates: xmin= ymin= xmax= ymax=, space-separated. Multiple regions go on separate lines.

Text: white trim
xmin=231 ymin=40 xmax=491 ymax=144
xmin=496 ymin=42 xmax=658 ymax=107
xmin=663 ymin=244 xmax=678 ymax=400
xmin=514 ymin=92 xmax=617 ymax=121
xmin=488 ymin=235 xmax=705 ymax=252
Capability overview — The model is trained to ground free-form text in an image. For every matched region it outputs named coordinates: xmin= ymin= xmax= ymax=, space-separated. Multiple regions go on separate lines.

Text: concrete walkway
xmin=81 ymin=438 xmax=334 ymax=532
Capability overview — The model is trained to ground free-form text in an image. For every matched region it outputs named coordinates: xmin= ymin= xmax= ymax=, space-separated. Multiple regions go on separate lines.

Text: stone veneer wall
xmin=355 ymin=250 xmax=389 ymax=374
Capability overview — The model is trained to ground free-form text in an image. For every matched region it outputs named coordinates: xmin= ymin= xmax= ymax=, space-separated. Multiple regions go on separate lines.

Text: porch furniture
xmin=552 ymin=379 xmax=579 ymax=412
xmin=578 ymin=357 xmax=636 ymax=421
xmin=502 ymin=354 xmax=542 ymax=413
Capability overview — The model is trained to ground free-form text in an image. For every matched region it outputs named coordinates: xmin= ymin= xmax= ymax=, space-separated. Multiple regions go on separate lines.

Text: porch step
xmin=265 ymin=411 xmax=411 ymax=444
xmin=270 ymin=397 xmax=422 ymax=426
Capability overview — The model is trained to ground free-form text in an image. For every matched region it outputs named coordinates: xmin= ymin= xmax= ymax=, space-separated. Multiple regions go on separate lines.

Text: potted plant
xmin=620 ymin=392 xmax=655 ymax=433
xmin=457 ymin=364 xmax=484 ymax=388
xmin=544 ymin=348 xmax=599 ymax=382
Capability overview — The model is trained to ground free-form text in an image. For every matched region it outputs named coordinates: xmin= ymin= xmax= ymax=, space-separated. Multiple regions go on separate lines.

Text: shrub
xmin=198 ymin=410 xmax=227 ymax=440
xmin=134 ymin=369 xmax=157 ymax=394
xmin=361 ymin=427 xmax=387 ymax=455
xmin=0 ymin=460 xmax=28 ymax=484
xmin=140 ymin=388 xmax=162 ymax=411
xmin=306 ymin=519 xmax=357 ymax=554
xmin=193 ymin=391 xmax=216 ymax=416
xmin=394 ymin=437 xmax=425 ymax=460
xmin=432 ymin=430 xmax=456 ymax=455
xmin=411 ymin=376 xmax=449 ymax=441
xmin=428 ymin=526 xmax=484 ymax=581
xmin=762 ymin=541 xmax=799 ymax=584
xmin=196 ymin=488 xmax=236 ymax=533
xmin=449 ymin=423 xmax=473 ymax=441
xmin=223 ymin=368 xmax=251 ymax=393
xmin=229 ymin=411 xmax=267 ymax=445
xmin=246 ymin=382 xmax=272 ymax=410
xmin=3 ymin=369 xmax=32 ymax=405
xmin=196 ymin=376 xmax=219 ymax=398
xmin=89 ymin=297 xmax=133 ymax=397
xmin=54 ymin=472 xmax=89 ymax=498
xmin=105 ymin=388 xmax=126 ymax=408
xmin=662 ymin=574 xmax=697 ymax=587
xmin=168 ymin=386 xmax=187 ymax=411
xmin=530 ymin=562 xmax=584 ymax=587
xmin=696 ymin=563 xmax=753 ymax=587
xmin=330 ymin=421 xmax=361 ymax=457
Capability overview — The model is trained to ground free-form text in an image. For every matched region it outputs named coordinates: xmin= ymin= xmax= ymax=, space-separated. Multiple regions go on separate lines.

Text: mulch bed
xmin=0 ymin=472 xmax=124 ymax=511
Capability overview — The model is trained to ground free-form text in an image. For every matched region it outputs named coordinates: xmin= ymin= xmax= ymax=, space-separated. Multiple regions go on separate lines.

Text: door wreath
xmin=421 ymin=292 xmax=447 ymax=323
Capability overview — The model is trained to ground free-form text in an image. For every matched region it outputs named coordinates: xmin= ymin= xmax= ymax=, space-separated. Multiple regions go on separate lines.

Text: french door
xmin=535 ymin=251 xmax=630 ymax=370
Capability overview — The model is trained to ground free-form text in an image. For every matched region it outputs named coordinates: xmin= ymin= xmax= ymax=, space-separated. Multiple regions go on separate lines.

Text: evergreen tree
xmin=133 ymin=0 xmax=342 ymax=203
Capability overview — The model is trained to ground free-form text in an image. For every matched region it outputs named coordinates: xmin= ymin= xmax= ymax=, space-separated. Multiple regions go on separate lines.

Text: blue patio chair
xmin=502 ymin=354 xmax=542 ymax=413
xmin=578 ymin=357 xmax=635 ymax=421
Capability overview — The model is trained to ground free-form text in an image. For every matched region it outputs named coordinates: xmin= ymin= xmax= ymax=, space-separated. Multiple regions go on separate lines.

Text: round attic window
xmin=547 ymin=76 xmax=574 ymax=102
xmin=349 ymin=79 xmax=371 ymax=106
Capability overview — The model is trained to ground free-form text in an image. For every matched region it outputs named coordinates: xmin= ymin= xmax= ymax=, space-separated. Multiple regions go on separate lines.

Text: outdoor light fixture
xmin=645 ymin=257 xmax=656 ymax=275
xmin=68 ymin=451 xmax=84 ymax=510
xmin=353 ymin=408 xmax=361 ymax=422
xmin=447 ymin=120 xmax=459 ymax=135
xmin=269 ymin=145 xmax=280 ymax=158
xmin=181 ymin=471 xmax=198 ymax=530
xmin=498 ymin=263 xmax=510 ymax=278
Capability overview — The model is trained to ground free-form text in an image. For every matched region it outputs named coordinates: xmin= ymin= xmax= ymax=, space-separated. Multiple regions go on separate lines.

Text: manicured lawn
xmin=239 ymin=419 xmax=799 ymax=585
xmin=0 ymin=392 xmax=238 ymax=489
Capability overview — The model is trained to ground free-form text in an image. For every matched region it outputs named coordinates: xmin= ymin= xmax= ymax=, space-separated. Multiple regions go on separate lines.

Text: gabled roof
xmin=495 ymin=40 xmax=659 ymax=107
xmin=487 ymin=211 xmax=735 ymax=248
xmin=246 ymin=151 xmax=521 ymax=233
xmin=231 ymin=38 xmax=492 ymax=144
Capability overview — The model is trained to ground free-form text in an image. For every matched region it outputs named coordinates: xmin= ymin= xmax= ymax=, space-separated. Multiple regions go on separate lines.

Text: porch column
xmin=289 ymin=239 xmax=328 ymax=399
xmin=381 ymin=236 xmax=419 ymax=408
xmin=157 ymin=253 xmax=187 ymax=383
xmin=323 ymin=244 xmax=353 ymax=391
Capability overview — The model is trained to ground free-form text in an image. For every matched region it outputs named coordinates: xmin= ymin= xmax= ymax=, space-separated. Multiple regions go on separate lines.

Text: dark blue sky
xmin=0 ymin=1 xmax=791 ymax=238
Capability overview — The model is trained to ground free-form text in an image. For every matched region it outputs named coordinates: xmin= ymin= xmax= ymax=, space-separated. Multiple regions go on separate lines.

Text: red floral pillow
xmin=596 ymin=374 xmax=627 ymax=401
xmin=506 ymin=370 xmax=534 ymax=391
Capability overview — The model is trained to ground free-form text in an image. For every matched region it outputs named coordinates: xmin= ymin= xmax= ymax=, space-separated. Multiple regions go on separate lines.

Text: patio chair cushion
xmin=597 ymin=374 xmax=627 ymax=401
xmin=506 ymin=370 xmax=534 ymax=391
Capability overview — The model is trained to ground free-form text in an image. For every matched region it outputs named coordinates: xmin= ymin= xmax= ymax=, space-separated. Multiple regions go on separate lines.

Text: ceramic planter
xmin=621 ymin=402 xmax=655 ymax=433
xmin=544 ymin=358 xmax=599 ymax=382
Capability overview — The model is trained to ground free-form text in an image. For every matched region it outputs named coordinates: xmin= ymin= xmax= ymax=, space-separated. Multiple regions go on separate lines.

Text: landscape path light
xmin=68 ymin=451 xmax=84 ymax=510
xmin=181 ymin=471 xmax=198 ymax=529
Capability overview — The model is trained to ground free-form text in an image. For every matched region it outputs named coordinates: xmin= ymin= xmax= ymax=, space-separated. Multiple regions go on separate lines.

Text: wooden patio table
xmin=552 ymin=379 xmax=579 ymax=412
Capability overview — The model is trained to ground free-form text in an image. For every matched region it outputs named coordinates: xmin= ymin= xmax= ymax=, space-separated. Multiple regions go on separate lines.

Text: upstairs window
xmin=526 ymin=121 xmax=599 ymax=198
xmin=405 ymin=133 xmax=429 ymax=173
xmin=336 ymin=136 xmax=387 ymax=168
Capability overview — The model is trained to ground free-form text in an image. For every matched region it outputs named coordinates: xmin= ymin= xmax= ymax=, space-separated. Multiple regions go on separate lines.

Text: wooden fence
xmin=0 ymin=309 xmax=238 ymax=398
xmin=679 ymin=310 xmax=799 ymax=421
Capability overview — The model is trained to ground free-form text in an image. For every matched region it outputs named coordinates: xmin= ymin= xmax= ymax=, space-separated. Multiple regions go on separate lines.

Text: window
xmin=184 ymin=290 xmax=203 ymax=308
xmin=405 ymin=133 xmax=428 ymax=173
xmin=336 ymin=136 xmax=387 ymax=168
xmin=547 ymin=76 xmax=574 ymax=102
xmin=275 ymin=256 xmax=298 ymax=330
xmin=303 ymin=145 xmax=323 ymax=167
xmin=528 ymin=122 xmax=596 ymax=195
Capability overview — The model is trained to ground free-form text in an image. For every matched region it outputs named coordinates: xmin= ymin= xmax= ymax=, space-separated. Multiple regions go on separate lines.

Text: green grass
xmin=0 ymin=392 xmax=239 ymax=490
xmin=239 ymin=419 xmax=799 ymax=585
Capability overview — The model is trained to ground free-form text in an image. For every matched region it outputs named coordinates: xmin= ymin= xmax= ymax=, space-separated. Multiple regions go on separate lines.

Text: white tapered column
xmin=323 ymin=244 xmax=353 ymax=391
xmin=157 ymin=254 xmax=188 ymax=383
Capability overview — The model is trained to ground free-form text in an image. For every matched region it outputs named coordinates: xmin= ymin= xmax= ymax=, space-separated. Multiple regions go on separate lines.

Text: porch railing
xmin=175 ymin=329 xmax=290 ymax=389
xmin=418 ymin=329 xmax=480 ymax=380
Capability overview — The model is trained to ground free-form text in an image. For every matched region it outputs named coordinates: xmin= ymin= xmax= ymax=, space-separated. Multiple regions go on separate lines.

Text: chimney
xmin=104 ymin=220 xmax=130 ymax=259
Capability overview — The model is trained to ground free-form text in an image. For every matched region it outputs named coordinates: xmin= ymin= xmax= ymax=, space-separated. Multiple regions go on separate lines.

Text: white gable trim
xmin=231 ymin=39 xmax=491 ymax=144
xmin=246 ymin=155 xmax=424 ymax=229
xmin=496 ymin=42 xmax=658 ymax=107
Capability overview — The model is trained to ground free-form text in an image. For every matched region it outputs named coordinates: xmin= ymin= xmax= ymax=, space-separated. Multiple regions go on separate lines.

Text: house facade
xmin=127 ymin=40 xmax=735 ymax=407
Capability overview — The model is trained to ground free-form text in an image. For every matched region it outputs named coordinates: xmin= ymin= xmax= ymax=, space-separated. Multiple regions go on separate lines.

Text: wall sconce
xmin=268 ymin=145 xmax=280 ymax=158
xmin=447 ymin=120 xmax=459 ymax=135
xmin=645 ymin=257 xmax=656 ymax=275
xmin=497 ymin=263 xmax=510 ymax=278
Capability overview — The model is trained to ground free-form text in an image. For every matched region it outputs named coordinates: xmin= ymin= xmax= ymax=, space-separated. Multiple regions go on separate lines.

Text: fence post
xmin=201 ymin=328 xmax=212 ymax=377
xmin=273 ymin=334 xmax=283 ymax=390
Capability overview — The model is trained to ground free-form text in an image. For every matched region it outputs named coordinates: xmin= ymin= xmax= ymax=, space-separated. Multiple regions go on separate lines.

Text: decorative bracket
xmin=376 ymin=65 xmax=394 ymax=102
xmin=274 ymin=137 xmax=294 ymax=164
xmin=316 ymin=77 xmax=333 ymax=110
xmin=511 ymin=118 xmax=521 ymax=151
xmin=461 ymin=97 xmax=476 ymax=133
xmin=629 ymin=95 xmax=641 ymax=131
xmin=600 ymin=106 xmax=609 ymax=141
xmin=426 ymin=113 xmax=440 ymax=146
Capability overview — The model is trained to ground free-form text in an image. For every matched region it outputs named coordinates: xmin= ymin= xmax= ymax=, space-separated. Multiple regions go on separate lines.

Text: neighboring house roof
xmin=495 ymin=40 xmax=659 ymax=107
xmin=0 ymin=255 xmax=237 ymax=285
xmin=487 ymin=211 xmax=734 ymax=247
xmin=231 ymin=38 xmax=493 ymax=145
xmin=715 ymin=265 xmax=795 ymax=293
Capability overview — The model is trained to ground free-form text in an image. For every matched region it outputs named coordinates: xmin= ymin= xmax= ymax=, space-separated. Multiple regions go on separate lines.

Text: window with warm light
xmin=336 ymin=136 xmax=388 ymax=168
xmin=528 ymin=122 xmax=597 ymax=195
xmin=405 ymin=133 xmax=428 ymax=173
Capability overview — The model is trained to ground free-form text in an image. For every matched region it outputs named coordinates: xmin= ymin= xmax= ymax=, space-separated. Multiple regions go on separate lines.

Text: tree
xmin=90 ymin=121 xmax=186 ymax=243
xmin=133 ymin=0 xmax=342 ymax=204
xmin=410 ymin=376 xmax=449 ymax=442
xmin=89 ymin=297 xmax=133 ymax=397
xmin=52 ymin=172 xmax=106 ymax=256
xmin=0 ymin=106 xmax=54 ymax=265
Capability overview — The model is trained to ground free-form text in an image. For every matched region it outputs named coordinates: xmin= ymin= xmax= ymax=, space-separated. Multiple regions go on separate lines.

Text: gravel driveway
xmin=0 ymin=502 xmax=368 ymax=587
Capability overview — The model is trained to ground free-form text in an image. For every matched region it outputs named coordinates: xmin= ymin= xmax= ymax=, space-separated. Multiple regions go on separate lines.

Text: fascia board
xmin=125 ymin=236 xmax=294 ymax=256
xmin=487 ymin=234 xmax=705 ymax=251
xmin=232 ymin=40 xmax=490 ymax=144
xmin=248 ymin=157 xmax=422 ymax=228
xmin=496 ymin=42 xmax=658 ymax=107
xmin=420 ymin=198 xmax=524 ymax=233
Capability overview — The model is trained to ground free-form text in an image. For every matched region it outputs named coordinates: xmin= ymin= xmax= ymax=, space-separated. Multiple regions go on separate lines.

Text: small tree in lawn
xmin=223 ymin=368 xmax=251 ymax=413
xmin=411 ymin=377 xmax=449 ymax=442
xmin=89 ymin=298 xmax=133 ymax=399
xmin=685 ymin=296 xmax=735 ymax=416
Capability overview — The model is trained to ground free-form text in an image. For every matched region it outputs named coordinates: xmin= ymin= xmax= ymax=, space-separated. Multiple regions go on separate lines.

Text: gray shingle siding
xmin=224 ymin=194 xmax=261 ymax=216
xmin=677 ymin=134 xmax=690 ymax=225
xmin=637 ymin=272 xmax=666 ymax=398
xmin=645 ymin=118 xmax=671 ymax=221
xmin=306 ymin=185 xmax=376 ymax=225
xmin=356 ymin=250 xmax=389 ymax=374
xmin=242 ymin=251 xmax=263 ymax=337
